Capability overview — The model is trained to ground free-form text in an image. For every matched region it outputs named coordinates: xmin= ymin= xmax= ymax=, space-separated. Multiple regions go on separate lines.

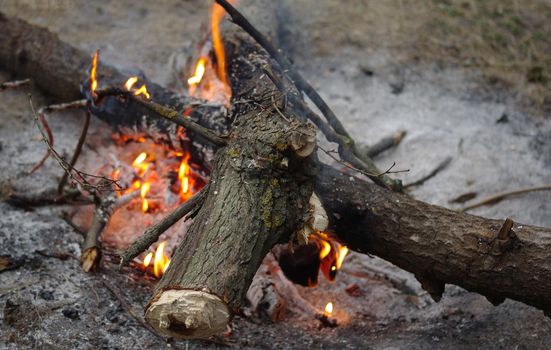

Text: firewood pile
xmin=1 ymin=1 xmax=550 ymax=348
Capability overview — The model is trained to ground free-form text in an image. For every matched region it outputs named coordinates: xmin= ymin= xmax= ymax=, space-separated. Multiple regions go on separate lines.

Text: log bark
xmin=316 ymin=164 xmax=551 ymax=316
xmin=145 ymin=107 xmax=316 ymax=338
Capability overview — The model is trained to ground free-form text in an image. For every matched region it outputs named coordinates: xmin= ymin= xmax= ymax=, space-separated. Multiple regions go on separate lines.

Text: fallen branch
xmin=461 ymin=185 xmax=551 ymax=212
xmin=404 ymin=156 xmax=452 ymax=189
xmin=317 ymin=164 xmax=551 ymax=316
xmin=120 ymin=185 xmax=209 ymax=267
xmin=81 ymin=189 xmax=139 ymax=272
xmin=0 ymin=78 xmax=31 ymax=91
xmin=359 ymin=130 xmax=407 ymax=158
xmin=95 ymin=87 xmax=227 ymax=147
xmin=58 ymin=109 xmax=91 ymax=193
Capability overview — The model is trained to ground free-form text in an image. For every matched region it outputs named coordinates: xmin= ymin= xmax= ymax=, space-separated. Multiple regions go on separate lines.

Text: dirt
xmin=1 ymin=1 xmax=551 ymax=349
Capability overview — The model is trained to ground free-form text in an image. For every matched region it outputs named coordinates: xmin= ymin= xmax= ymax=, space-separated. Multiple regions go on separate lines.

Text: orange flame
xmin=319 ymin=240 xmax=331 ymax=259
xmin=132 ymin=152 xmax=147 ymax=166
xmin=187 ymin=57 xmax=207 ymax=86
xmin=211 ymin=1 xmax=235 ymax=85
xmin=315 ymin=234 xmax=349 ymax=281
xmin=153 ymin=241 xmax=171 ymax=278
xmin=90 ymin=50 xmax=99 ymax=96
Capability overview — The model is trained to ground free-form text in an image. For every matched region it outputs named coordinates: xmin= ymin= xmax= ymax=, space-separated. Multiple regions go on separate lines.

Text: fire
xmin=132 ymin=151 xmax=147 ymax=166
xmin=211 ymin=1 xmax=234 ymax=85
xmin=324 ymin=302 xmax=333 ymax=317
xmin=141 ymin=242 xmax=171 ymax=278
xmin=89 ymin=50 xmax=99 ymax=96
xmin=153 ymin=241 xmax=171 ymax=278
xmin=143 ymin=252 xmax=153 ymax=267
xmin=124 ymin=76 xmax=150 ymax=99
xmin=187 ymin=57 xmax=206 ymax=86
xmin=178 ymin=154 xmax=193 ymax=200
xmin=140 ymin=182 xmax=151 ymax=212
xmin=314 ymin=233 xmax=349 ymax=282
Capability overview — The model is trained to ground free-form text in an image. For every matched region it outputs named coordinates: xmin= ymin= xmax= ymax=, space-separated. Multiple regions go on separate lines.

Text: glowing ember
xmin=324 ymin=302 xmax=333 ymax=316
xmin=187 ymin=57 xmax=206 ymax=86
xmin=153 ymin=241 xmax=171 ymax=278
xmin=89 ymin=50 xmax=99 ymax=96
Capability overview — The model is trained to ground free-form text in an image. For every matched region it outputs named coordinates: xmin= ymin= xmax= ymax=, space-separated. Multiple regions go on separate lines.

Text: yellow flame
xmin=125 ymin=76 xmax=138 ymax=90
xmin=319 ymin=240 xmax=331 ymax=259
xmin=210 ymin=0 xmax=238 ymax=85
xmin=178 ymin=155 xmax=192 ymax=200
xmin=335 ymin=246 xmax=349 ymax=269
xmin=134 ymin=84 xmax=150 ymax=99
xmin=153 ymin=241 xmax=171 ymax=278
xmin=140 ymin=182 xmax=151 ymax=212
xmin=90 ymin=50 xmax=99 ymax=94
xmin=324 ymin=302 xmax=333 ymax=316
xmin=188 ymin=57 xmax=207 ymax=85
xmin=132 ymin=152 xmax=147 ymax=166
xmin=143 ymin=252 xmax=153 ymax=267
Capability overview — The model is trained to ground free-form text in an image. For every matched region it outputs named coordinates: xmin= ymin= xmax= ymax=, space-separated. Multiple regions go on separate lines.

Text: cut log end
xmin=145 ymin=289 xmax=230 ymax=339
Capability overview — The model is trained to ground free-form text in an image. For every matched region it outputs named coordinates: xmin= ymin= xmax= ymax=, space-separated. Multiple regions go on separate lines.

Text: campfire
xmin=2 ymin=0 xmax=551 ymax=346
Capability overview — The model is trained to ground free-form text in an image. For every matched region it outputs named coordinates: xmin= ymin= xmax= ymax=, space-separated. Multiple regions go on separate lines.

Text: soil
xmin=1 ymin=1 xmax=550 ymax=349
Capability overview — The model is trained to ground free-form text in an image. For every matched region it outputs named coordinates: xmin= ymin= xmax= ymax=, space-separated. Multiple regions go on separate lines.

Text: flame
xmin=140 ymin=182 xmax=151 ymax=212
xmin=178 ymin=154 xmax=193 ymax=201
xmin=153 ymin=241 xmax=171 ymax=278
xmin=314 ymin=233 xmax=350 ymax=282
xmin=187 ymin=57 xmax=207 ymax=86
xmin=211 ymin=1 xmax=234 ymax=85
xmin=132 ymin=152 xmax=147 ymax=166
xmin=319 ymin=240 xmax=331 ymax=259
xmin=125 ymin=76 xmax=138 ymax=90
xmin=90 ymin=50 xmax=99 ymax=96
xmin=124 ymin=76 xmax=150 ymax=99
xmin=143 ymin=252 xmax=153 ymax=267
xmin=336 ymin=246 xmax=348 ymax=269
xmin=324 ymin=302 xmax=333 ymax=316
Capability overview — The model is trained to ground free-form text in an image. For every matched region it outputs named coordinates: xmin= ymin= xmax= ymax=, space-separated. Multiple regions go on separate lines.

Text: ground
xmin=1 ymin=1 xmax=551 ymax=349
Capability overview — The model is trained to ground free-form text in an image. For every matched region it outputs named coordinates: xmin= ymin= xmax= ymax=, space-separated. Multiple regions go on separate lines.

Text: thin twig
xmin=29 ymin=99 xmax=87 ymax=174
xmin=120 ymin=185 xmax=209 ymax=267
xmin=5 ymin=189 xmax=92 ymax=208
xmin=58 ymin=110 xmax=91 ymax=193
xmin=404 ymin=156 xmax=452 ymax=189
xmin=95 ymin=87 xmax=227 ymax=147
xmin=29 ymin=96 xmax=120 ymax=194
xmin=319 ymin=146 xmax=408 ymax=178
xmin=461 ymin=185 xmax=551 ymax=212
xmin=218 ymin=0 xmax=402 ymax=191
xmin=362 ymin=130 xmax=407 ymax=158
xmin=81 ymin=189 xmax=140 ymax=272
xmin=0 ymin=78 xmax=31 ymax=91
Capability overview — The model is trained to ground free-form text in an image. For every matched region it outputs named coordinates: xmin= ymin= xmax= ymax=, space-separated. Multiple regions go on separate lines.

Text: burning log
xmin=2 ymin=2 xmax=551 ymax=342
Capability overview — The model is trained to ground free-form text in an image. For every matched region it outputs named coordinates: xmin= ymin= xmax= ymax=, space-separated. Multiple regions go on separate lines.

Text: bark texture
xmin=145 ymin=105 xmax=316 ymax=338
xmin=316 ymin=164 xmax=551 ymax=315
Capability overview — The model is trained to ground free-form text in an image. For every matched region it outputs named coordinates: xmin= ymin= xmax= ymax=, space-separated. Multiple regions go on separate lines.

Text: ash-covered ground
xmin=1 ymin=1 xmax=551 ymax=349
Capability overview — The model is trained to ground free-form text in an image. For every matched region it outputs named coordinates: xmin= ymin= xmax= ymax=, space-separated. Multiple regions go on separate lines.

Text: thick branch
xmin=316 ymin=164 xmax=551 ymax=315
